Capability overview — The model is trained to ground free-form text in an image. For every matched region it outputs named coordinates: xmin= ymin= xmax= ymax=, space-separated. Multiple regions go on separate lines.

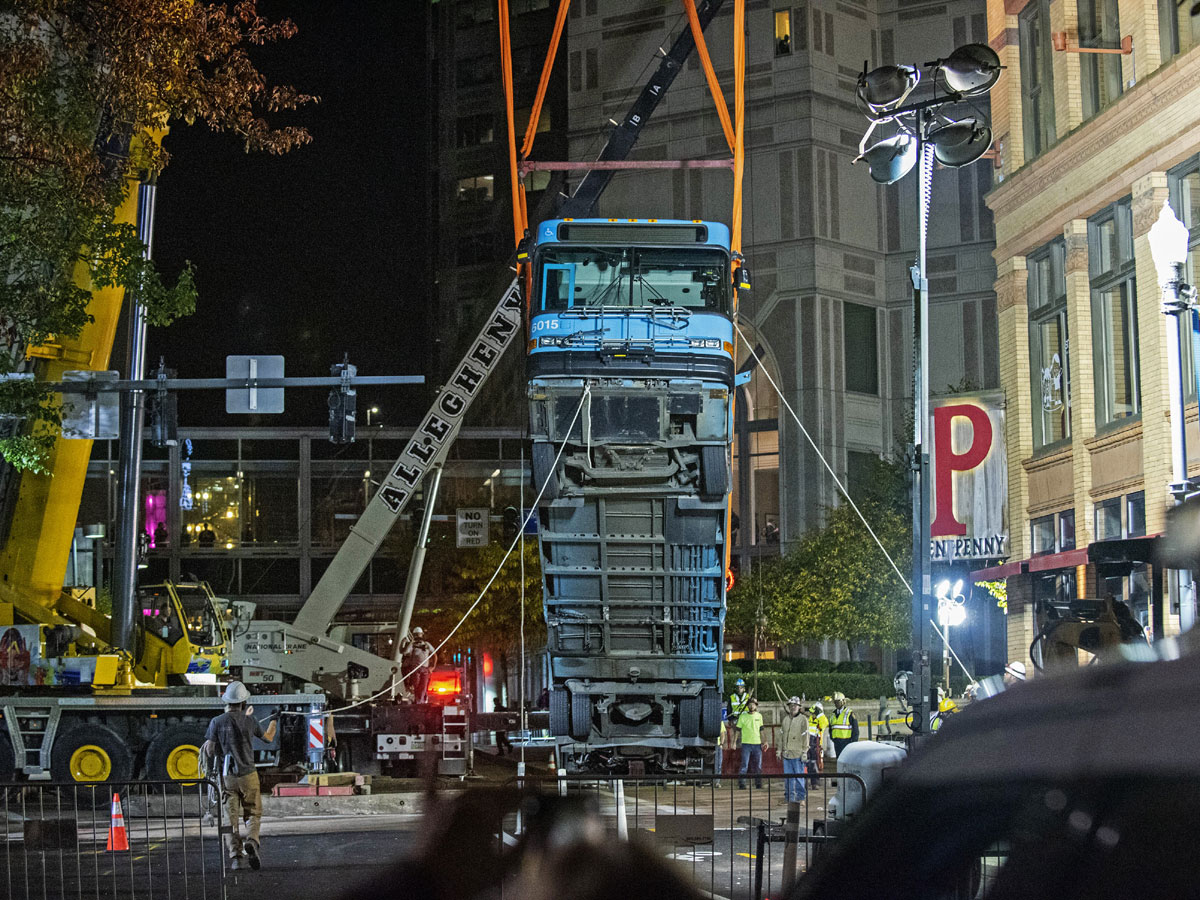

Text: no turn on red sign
xmin=456 ymin=507 xmax=490 ymax=548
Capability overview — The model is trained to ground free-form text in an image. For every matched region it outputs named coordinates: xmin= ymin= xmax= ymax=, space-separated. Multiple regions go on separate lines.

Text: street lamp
xmin=1149 ymin=200 xmax=1199 ymax=630
xmin=935 ymin=578 xmax=966 ymax=691
xmin=367 ymin=405 xmax=380 ymax=427
xmin=851 ymin=43 xmax=1001 ymax=737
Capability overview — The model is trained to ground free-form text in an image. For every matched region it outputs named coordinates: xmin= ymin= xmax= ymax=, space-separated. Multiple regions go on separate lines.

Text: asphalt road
xmin=225 ymin=816 xmax=423 ymax=900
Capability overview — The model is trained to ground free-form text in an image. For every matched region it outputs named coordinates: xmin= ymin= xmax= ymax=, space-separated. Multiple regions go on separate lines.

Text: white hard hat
xmin=411 ymin=627 xmax=424 ymax=637
xmin=810 ymin=701 xmax=823 ymax=712
xmin=832 ymin=691 xmax=846 ymax=702
xmin=786 ymin=696 xmax=802 ymax=706
xmin=221 ymin=681 xmax=251 ymax=704
xmin=1004 ymin=660 xmax=1027 ymax=681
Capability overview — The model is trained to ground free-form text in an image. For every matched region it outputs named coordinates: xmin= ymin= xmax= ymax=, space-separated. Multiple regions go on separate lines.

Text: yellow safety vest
xmin=830 ymin=708 xmax=854 ymax=739
xmin=730 ymin=692 xmax=751 ymax=716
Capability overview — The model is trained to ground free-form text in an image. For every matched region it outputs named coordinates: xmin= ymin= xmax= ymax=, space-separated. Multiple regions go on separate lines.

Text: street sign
xmin=456 ymin=507 xmax=490 ymax=548
xmin=60 ymin=371 xmax=120 ymax=439
xmin=226 ymin=355 xmax=284 ymax=414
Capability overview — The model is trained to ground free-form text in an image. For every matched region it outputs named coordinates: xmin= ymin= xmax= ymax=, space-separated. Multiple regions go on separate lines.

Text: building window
xmin=524 ymin=170 xmax=551 ymax=192
xmin=775 ymin=10 xmax=792 ymax=56
xmin=1028 ymin=239 xmax=1069 ymax=448
xmin=455 ymin=55 xmax=492 ymax=88
xmin=1031 ymin=508 xmax=1074 ymax=555
xmin=456 ymin=174 xmax=495 ymax=203
xmin=1094 ymin=496 xmax=1122 ymax=540
xmin=1031 ymin=514 xmax=1056 ymax=555
xmin=1019 ymin=0 xmax=1057 ymax=160
xmin=1078 ymin=0 xmax=1123 ymax=118
xmin=1126 ymin=490 xmax=1146 ymax=537
xmin=843 ymin=302 xmax=878 ymax=395
xmin=1059 ymin=508 xmax=1076 ymax=551
xmin=1159 ymin=0 xmax=1200 ymax=62
xmin=1169 ymin=157 xmax=1200 ymax=402
xmin=456 ymin=114 xmax=494 ymax=149
xmin=1089 ymin=198 xmax=1139 ymax=427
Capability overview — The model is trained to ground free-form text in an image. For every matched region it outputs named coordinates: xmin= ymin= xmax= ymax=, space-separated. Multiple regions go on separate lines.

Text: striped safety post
xmin=307 ymin=706 xmax=326 ymax=773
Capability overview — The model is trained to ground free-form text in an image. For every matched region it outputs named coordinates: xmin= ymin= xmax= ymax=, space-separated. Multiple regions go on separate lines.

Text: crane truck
xmin=0 ymin=155 xmax=322 ymax=787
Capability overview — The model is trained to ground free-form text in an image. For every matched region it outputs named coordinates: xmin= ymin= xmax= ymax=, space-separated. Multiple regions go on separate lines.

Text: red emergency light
xmin=482 ymin=652 xmax=494 ymax=677
xmin=426 ymin=667 xmax=462 ymax=705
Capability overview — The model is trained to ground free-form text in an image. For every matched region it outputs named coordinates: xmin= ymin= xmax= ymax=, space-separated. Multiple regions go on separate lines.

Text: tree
xmin=406 ymin=531 xmax=545 ymax=651
xmin=728 ymin=456 xmax=912 ymax=657
xmin=0 ymin=0 xmax=315 ymax=469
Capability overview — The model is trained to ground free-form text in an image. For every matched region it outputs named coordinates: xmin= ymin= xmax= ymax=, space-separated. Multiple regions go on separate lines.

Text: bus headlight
xmin=688 ymin=338 xmax=721 ymax=349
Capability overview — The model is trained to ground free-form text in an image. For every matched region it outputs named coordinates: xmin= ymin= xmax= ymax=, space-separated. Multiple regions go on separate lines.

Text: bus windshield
xmin=539 ymin=247 xmax=729 ymax=313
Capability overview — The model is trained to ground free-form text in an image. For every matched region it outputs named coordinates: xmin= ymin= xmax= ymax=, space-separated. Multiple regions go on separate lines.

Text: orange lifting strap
xmin=522 ymin=0 xmax=572 ymax=159
xmin=498 ymin=0 xmax=527 ymax=249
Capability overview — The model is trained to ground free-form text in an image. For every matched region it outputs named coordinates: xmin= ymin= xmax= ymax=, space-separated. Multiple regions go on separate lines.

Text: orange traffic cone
xmin=107 ymin=793 xmax=129 ymax=852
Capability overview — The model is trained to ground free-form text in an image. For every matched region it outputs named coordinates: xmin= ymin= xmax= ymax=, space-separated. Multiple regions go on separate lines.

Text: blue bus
xmin=526 ymin=218 xmax=734 ymax=774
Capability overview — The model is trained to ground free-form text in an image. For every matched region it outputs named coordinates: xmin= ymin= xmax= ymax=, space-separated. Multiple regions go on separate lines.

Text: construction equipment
xmin=1030 ymin=596 xmax=1147 ymax=671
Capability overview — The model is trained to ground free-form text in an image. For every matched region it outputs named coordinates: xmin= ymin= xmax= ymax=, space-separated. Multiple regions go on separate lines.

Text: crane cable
xmin=730 ymin=325 xmax=977 ymax=683
xmin=288 ymin=386 xmax=593 ymax=718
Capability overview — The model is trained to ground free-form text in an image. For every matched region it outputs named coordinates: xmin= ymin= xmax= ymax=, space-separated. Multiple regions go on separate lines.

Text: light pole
xmin=852 ymin=44 xmax=1001 ymax=737
xmin=367 ymin=405 xmax=380 ymax=427
xmin=1149 ymin=200 xmax=1199 ymax=631
xmin=935 ymin=578 xmax=966 ymax=692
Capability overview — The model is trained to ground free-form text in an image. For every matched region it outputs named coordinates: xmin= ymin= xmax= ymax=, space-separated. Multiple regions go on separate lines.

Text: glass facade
xmin=81 ymin=427 xmax=529 ymax=619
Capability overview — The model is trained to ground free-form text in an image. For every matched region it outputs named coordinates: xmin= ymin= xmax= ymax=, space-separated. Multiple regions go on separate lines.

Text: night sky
xmin=148 ymin=1 xmax=431 ymax=427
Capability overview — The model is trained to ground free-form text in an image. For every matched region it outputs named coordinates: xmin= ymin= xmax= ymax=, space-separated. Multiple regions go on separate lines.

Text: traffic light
xmin=148 ymin=359 xmax=177 ymax=448
xmin=502 ymin=506 xmax=520 ymax=543
xmin=148 ymin=389 xmax=177 ymax=448
xmin=328 ymin=357 xmax=357 ymax=444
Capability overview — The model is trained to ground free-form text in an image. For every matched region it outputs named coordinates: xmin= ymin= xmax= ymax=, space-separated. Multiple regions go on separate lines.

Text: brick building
xmin=979 ymin=0 xmax=1200 ymax=664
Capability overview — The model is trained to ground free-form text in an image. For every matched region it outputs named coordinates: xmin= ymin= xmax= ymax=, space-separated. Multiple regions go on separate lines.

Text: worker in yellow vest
xmin=930 ymin=687 xmax=958 ymax=732
xmin=729 ymin=678 xmax=751 ymax=717
xmin=829 ymin=691 xmax=859 ymax=758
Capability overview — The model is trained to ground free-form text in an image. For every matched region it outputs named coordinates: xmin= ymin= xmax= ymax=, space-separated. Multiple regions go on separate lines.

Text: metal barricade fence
xmin=1 ymin=779 xmax=226 ymax=900
xmin=497 ymin=770 xmax=866 ymax=900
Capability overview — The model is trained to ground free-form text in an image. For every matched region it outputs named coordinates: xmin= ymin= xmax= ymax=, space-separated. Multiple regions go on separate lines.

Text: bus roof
xmin=534 ymin=218 xmax=731 ymax=249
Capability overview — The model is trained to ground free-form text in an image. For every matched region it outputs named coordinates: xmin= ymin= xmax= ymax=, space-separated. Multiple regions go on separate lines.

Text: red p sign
xmin=930 ymin=403 xmax=993 ymax=537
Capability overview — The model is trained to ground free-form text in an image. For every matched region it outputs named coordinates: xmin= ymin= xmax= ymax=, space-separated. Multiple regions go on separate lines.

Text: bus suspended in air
xmin=526 ymin=218 xmax=736 ymax=774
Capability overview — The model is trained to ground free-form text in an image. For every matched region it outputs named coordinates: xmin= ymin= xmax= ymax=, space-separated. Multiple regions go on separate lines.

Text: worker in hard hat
xmin=829 ymin=692 xmax=859 ymax=759
xmin=401 ymin=626 xmax=438 ymax=703
xmin=736 ymin=698 xmax=766 ymax=790
xmin=930 ymin=686 xmax=958 ymax=732
xmin=729 ymin=677 xmax=751 ymax=717
xmin=202 ymin=681 xmax=278 ymax=871
xmin=1003 ymin=660 xmax=1027 ymax=685
xmin=779 ymin=696 xmax=808 ymax=803
xmin=807 ymin=701 xmax=829 ymax=786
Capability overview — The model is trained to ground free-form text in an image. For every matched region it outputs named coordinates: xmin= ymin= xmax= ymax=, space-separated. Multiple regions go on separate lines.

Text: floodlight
xmin=856 ymin=64 xmax=920 ymax=112
xmin=928 ymin=118 xmax=992 ymax=167
xmin=938 ymin=43 xmax=1001 ymax=95
xmin=1148 ymin=200 xmax=1190 ymax=289
xmin=857 ymin=133 xmax=917 ymax=184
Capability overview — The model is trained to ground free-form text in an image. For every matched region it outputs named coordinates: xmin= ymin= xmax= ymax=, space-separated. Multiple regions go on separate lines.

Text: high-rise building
xmin=980 ymin=0 xmax=1200 ymax=662
xmin=562 ymin=0 xmax=998 ymax=580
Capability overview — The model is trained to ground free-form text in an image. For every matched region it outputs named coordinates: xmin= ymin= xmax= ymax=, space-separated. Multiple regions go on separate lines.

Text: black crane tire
xmin=145 ymin=723 xmax=209 ymax=784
